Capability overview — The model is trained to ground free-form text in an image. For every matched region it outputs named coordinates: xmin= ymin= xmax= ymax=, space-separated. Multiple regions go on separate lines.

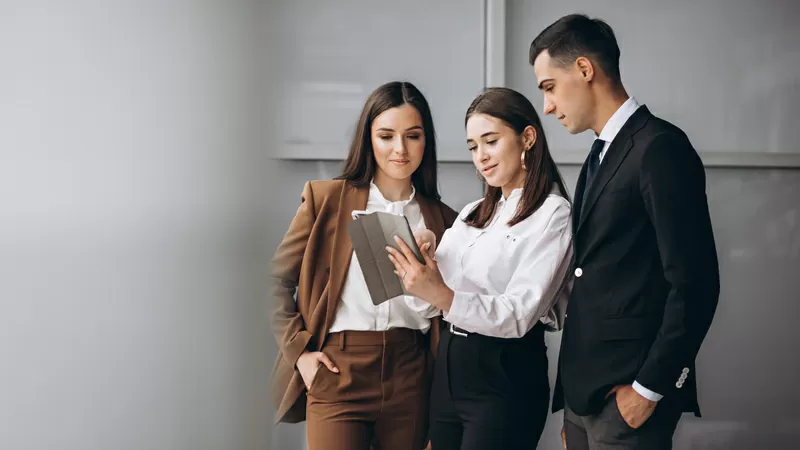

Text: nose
xmin=543 ymin=97 xmax=556 ymax=115
xmin=474 ymin=145 xmax=489 ymax=163
xmin=395 ymin=135 xmax=407 ymax=155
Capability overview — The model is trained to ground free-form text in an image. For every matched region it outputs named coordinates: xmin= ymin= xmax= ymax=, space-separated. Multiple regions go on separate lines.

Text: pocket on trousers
xmin=611 ymin=395 xmax=635 ymax=432
xmin=307 ymin=364 xmax=330 ymax=397
xmin=477 ymin=343 xmax=515 ymax=392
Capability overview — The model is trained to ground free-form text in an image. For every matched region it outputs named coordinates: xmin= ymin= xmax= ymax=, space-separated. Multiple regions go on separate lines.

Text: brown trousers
xmin=306 ymin=328 xmax=431 ymax=450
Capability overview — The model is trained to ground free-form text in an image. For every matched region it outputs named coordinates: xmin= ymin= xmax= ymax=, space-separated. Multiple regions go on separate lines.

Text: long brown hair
xmin=335 ymin=81 xmax=441 ymax=200
xmin=464 ymin=87 xmax=570 ymax=228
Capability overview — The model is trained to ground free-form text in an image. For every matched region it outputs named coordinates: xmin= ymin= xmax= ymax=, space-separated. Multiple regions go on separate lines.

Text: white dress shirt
xmin=426 ymin=186 xmax=574 ymax=339
xmin=594 ymin=96 xmax=663 ymax=403
xmin=327 ymin=181 xmax=435 ymax=334
xmin=596 ymin=96 xmax=640 ymax=163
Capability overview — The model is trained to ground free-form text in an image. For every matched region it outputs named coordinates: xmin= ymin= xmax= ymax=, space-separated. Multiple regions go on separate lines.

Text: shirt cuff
xmin=441 ymin=290 xmax=470 ymax=328
xmin=403 ymin=295 xmax=440 ymax=319
xmin=633 ymin=381 xmax=663 ymax=402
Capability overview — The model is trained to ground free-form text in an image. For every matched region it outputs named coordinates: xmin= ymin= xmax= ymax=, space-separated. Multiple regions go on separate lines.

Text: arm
xmin=634 ymin=133 xmax=720 ymax=397
xmin=269 ymin=182 xmax=316 ymax=368
xmin=403 ymin=295 xmax=441 ymax=319
xmin=443 ymin=201 xmax=573 ymax=338
xmin=403 ymin=229 xmax=442 ymax=319
xmin=403 ymin=203 xmax=462 ymax=319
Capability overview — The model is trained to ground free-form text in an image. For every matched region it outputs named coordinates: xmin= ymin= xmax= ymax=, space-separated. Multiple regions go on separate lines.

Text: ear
xmin=575 ymin=56 xmax=595 ymax=82
xmin=522 ymin=125 xmax=537 ymax=150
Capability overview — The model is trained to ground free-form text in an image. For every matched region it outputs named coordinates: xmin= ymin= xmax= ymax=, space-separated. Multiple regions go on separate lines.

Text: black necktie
xmin=581 ymin=139 xmax=605 ymax=211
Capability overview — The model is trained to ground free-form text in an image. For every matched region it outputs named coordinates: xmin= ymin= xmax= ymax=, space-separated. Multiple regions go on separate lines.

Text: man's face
xmin=533 ymin=50 xmax=594 ymax=134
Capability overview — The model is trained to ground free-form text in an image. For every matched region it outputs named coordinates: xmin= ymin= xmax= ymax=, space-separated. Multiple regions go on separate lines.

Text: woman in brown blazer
xmin=269 ymin=81 xmax=458 ymax=450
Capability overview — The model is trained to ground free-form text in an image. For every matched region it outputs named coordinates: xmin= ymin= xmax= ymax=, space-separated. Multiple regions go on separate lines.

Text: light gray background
xmin=507 ymin=0 xmax=800 ymax=155
xmin=2 ymin=1 xmax=798 ymax=450
xmin=2 ymin=1 xmax=270 ymax=449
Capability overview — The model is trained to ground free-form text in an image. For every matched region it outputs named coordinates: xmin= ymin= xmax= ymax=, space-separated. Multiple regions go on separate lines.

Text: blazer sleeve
xmin=269 ymin=182 xmax=316 ymax=368
xmin=635 ymin=133 xmax=720 ymax=396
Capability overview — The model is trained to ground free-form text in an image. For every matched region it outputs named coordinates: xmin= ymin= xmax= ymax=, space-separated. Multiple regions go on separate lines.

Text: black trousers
xmin=428 ymin=323 xmax=550 ymax=450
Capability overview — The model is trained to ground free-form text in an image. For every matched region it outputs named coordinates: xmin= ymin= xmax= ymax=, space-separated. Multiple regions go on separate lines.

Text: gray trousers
xmin=564 ymin=395 xmax=683 ymax=450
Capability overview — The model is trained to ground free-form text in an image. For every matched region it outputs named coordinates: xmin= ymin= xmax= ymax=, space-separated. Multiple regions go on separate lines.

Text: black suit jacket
xmin=553 ymin=106 xmax=720 ymax=417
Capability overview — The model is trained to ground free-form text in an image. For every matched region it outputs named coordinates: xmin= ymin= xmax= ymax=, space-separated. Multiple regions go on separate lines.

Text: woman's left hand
xmin=386 ymin=236 xmax=453 ymax=311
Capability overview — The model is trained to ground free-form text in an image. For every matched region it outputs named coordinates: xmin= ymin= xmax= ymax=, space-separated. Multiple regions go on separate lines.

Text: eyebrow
xmin=466 ymin=131 xmax=499 ymax=142
xmin=537 ymin=79 xmax=554 ymax=90
xmin=376 ymin=125 xmax=423 ymax=132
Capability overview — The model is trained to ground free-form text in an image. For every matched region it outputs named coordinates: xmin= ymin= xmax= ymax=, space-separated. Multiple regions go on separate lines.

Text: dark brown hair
xmin=529 ymin=14 xmax=622 ymax=85
xmin=336 ymin=81 xmax=441 ymax=200
xmin=464 ymin=87 xmax=570 ymax=228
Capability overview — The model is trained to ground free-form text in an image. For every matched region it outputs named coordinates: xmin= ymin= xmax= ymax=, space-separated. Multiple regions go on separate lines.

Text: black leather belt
xmin=448 ymin=322 xmax=470 ymax=337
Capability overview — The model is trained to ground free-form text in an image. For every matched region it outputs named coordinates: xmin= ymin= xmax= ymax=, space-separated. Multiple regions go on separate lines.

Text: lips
xmin=391 ymin=159 xmax=410 ymax=165
xmin=482 ymin=164 xmax=498 ymax=173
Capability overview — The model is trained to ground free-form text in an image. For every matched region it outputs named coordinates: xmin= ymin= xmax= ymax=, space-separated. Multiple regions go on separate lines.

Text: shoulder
xmin=639 ymin=115 xmax=695 ymax=156
xmin=515 ymin=194 xmax=572 ymax=236
xmin=625 ymin=110 xmax=702 ymax=176
xmin=537 ymin=194 xmax=572 ymax=225
xmin=643 ymin=113 xmax=687 ymax=137
xmin=638 ymin=118 xmax=702 ymax=172
xmin=304 ymin=179 xmax=346 ymax=199
xmin=457 ymin=198 xmax=484 ymax=221
xmin=295 ymin=180 xmax=349 ymax=218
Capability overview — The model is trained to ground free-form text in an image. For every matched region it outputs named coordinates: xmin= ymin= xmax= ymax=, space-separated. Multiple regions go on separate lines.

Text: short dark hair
xmin=336 ymin=81 xmax=440 ymax=200
xmin=529 ymin=14 xmax=622 ymax=85
xmin=464 ymin=87 xmax=570 ymax=228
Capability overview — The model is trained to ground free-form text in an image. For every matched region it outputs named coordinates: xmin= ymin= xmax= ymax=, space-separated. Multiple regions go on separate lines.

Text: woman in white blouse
xmin=387 ymin=87 xmax=574 ymax=450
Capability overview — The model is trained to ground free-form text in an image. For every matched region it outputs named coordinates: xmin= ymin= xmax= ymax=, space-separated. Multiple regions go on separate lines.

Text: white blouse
xmin=328 ymin=181 xmax=435 ymax=334
xmin=414 ymin=186 xmax=573 ymax=338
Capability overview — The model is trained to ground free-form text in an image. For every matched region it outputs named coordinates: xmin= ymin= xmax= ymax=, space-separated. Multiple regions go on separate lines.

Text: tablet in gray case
xmin=346 ymin=211 xmax=424 ymax=305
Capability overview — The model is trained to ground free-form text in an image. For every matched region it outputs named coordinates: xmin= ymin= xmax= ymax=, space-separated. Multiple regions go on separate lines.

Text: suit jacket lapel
xmin=322 ymin=182 xmax=368 ymax=339
xmin=573 ymin=158 xmax=590 ymax=236
xmin=577 ymin=106 xmax=651 ymax=234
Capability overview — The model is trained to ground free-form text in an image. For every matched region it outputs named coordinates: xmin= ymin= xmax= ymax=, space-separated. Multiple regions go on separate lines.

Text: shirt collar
xmin=499 ymin=187 xmax=523 ymax=204
xmin=596 ymin=96 xmax=640 ymax=144
xmin=369 ymin=180 xmax=416 ymax=207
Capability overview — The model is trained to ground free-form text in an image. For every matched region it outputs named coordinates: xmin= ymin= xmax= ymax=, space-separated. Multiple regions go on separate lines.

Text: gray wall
xmin=1 ymin=1 xmax=273 ymax=449
xmin=269 ymin=166 xmax=800 ymax=450
xmin=507 ymin=2 xmax=800 ymax=448
xmin=269 ymin=1 xmax=800 ymax=450
xmin=507 ymin=0 xmax=800 ymax=155
xmin=3 ymin=1 xmax=798 ymax=450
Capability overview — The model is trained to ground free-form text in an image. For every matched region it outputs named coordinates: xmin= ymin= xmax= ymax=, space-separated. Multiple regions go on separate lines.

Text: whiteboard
xmin=269 ymin=0 xmax=486 ymax=162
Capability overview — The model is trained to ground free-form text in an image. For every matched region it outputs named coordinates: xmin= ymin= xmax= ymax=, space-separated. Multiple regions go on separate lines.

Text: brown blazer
xmin=269 ymin=179 xmax=459 ymax=424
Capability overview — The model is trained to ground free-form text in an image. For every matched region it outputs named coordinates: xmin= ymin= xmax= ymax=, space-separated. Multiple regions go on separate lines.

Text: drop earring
xmin=521 ymin=138 xmax=535 ymax=171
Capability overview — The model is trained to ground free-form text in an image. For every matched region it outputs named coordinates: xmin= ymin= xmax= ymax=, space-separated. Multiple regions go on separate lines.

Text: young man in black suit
xmin=530 ymin=14 xmax=720 ymax=450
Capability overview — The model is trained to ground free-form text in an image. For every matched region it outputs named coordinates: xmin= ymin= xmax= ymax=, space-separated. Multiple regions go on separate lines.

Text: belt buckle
xmin=450 ymin=323 xmax=468 ymax=337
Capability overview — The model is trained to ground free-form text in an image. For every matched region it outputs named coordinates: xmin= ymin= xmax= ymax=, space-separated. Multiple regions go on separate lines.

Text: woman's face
xmin=466 ymin=113 xmax=533 ymax=190
xmin=371 ymin=104 xmax=425 ymax=182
